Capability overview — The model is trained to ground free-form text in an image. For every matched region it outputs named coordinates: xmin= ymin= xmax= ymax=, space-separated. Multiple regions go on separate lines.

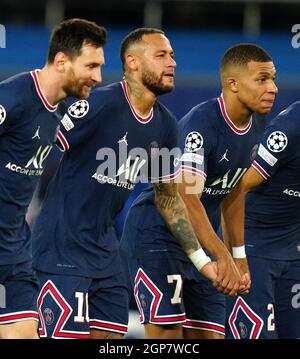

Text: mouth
xmin=163 ymin=73 xmax=175 ymax=78
xmin=262 ymin=99 xmax=275 ymax=107
xmin=83 ymin=84 xmax=92 ymax=91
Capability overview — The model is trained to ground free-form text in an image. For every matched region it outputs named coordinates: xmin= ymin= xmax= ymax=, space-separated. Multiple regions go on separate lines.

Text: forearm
xmin=155 ymin=183 xmax=200 ymax=254
xmin=179 ymin=190 xmax=231 ymax=259
xmin=221 ymin=181 xmax=247 ymax=253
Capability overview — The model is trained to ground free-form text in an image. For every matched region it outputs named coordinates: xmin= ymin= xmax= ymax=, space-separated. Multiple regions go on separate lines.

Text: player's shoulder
xmin=274 ymin=101 xmax=300 ymax=121
xmin=0 ymin=71 xmax=31 ymax=87
xmin=270 ymin=101 xmax=300 ymax=134
xmin=0 ymin=72 xmax=31 ymax=118
xmin=179 ymin=97 xmax=219 ymax=131
xmin=65 ymin=82 xmax=122 ymax=118
xmin=0 ymin=71 xmax=31 ymax=103
xmin=91 ymin=81 xmax=121 ymax=97
xmin=88 ymin=81 xmax=121 ymax=100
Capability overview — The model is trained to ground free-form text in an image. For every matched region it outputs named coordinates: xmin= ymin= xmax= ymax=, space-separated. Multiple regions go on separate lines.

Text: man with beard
xmin=0 ymin=18 xmax=106 ymax=339
xmin=31 ymin=28 xmax=243 ymax=339
xmin=120 ymin=44 xmax=277 ymax=339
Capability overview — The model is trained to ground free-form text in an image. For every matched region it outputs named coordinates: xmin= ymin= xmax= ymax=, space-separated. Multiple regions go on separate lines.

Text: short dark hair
xmin=120 ymin=28 xmax=164 ymax=70
xmin=47 ymin=18 xmax=107 ymax=63
xmin=221 ymin=43 xmax=272 ymax=71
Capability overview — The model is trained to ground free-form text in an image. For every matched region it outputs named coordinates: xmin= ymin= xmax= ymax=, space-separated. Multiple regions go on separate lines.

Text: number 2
xmin=267 ymin=303 xmax=275 ymax=331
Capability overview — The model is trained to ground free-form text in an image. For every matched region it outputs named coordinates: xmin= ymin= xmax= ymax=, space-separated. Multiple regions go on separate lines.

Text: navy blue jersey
xmin=32 ymin=80 xmax=178 ymax=278
xmin=178 ymin=95 xmax=265 ymax=226
xmin=0 ymin=70 xmax=60 ymax=265
xmin=245 ymin=101 xmax=300 ymax=260
xmin=132 ymin=95 xmax=265 ymax=228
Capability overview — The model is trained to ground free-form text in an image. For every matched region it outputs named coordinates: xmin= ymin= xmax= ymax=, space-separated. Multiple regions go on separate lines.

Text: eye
xmin=87 ymin=64 xmax=97 ymax=69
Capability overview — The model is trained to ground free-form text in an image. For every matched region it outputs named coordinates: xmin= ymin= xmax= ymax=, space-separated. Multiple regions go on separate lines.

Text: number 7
xmin=167 ymin=275 xmax=183 ymax=304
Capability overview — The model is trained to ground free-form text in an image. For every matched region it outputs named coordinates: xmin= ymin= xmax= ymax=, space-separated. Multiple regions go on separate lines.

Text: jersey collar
xmin=31 ymin=69 xmax=58 ymax=112
xmin=121 ymin=79 xmax=153 ymax=124
xmin=217 ymin=93 xmax=252 ymax=135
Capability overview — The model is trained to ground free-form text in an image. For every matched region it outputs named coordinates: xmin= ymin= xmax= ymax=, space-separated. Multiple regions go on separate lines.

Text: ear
xmin=226 ymin=76 xmax=239 ymax=93
xmin=53 ymin=51 xmax=69 ymax=72
xmin=125 ymin=53 xmax=138 ymax=71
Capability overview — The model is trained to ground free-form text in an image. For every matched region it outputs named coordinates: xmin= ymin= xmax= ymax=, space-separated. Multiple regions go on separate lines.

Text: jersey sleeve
xmin=56 ymin=89 xmax=107 ymax=151
xmin=0 ymin=87 xmax=24 ymax=137
xmin=252 ymin=109 xmax=294 ymax=179
xmin=178 ymin=107 xmax=216 ymax=183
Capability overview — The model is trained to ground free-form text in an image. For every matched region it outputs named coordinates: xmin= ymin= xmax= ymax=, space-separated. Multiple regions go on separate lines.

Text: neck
xmin=222 ymin=91 xmax=252 ymax=127
xmin=124 ymin=74 xmax=156 ymax=116
xmin=37 ymin=65 xmax=67 ymax=106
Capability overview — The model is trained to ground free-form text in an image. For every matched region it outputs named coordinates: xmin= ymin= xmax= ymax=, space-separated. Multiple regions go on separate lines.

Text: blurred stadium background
xmin=1 ymin=0 xmax=300 ymax=338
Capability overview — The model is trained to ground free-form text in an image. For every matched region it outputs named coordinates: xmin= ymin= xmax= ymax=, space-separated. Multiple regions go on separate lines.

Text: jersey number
xmin=167 ymin=275 xmax=183 ymax=304
xmin=267 ymin=303 xmax=275 ymax=331
xmin=74 ymin=292 xmax=89 ymax=323
xmin=291 ymin=284 xmax=300 ymax=309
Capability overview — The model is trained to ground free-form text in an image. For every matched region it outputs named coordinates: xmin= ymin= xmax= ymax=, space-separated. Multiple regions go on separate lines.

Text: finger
xmin=238 ymin=288 xmax=249 ymax=295
xmin=222 ymin=279 xmax=238 ymax=296
xmin=222 ymin=284 xmax=238 ymax=297
xmin=241 ymin=273 xmax=250 ymax=283
xmin=220 ymin=276 xmax=231 ymax=290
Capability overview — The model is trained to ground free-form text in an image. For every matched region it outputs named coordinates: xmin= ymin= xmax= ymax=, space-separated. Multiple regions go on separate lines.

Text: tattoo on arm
xmin=154 ymin=183 xmax=199 ymax=253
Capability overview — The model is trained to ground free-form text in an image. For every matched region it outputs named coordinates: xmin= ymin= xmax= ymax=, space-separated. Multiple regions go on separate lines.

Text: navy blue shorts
xmin=226 ymin=256 xmax=300 ymax=339
xmin=0 ymin=260 xmax=39 ymax=324
xmin=121 ymin=201 xmax=226 ymax=336
xmin=124 ymin=253 xmax=225 ymax=335
xmin=37 ymin=271 xmax=129 ymax=339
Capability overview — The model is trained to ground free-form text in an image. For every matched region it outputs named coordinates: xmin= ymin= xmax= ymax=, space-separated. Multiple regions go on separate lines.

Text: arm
xmin=177 ymin=171 xmax=241 ymax=296
xmin=154 ymin=181 xmax=219 ymax=284
xmin=221 ymin=166 xmax=266 ymax=293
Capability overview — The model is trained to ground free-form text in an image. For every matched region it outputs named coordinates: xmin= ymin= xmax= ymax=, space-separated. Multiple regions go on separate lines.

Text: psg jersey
xmin=0 ymin=70 xmax=60 ymax=264
xmin=126 ymin=95 xmax=266 ymax=259
xmin=246 ymin=101 xmax=300 ymax=260
xmin=32 ymin=80 xmax=179 ymax=278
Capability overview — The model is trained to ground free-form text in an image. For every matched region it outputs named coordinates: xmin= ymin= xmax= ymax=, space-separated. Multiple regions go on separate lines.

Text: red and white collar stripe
xmin=31 ymin=69 xmax=58 ymax=112
xmin=217 ymin=94 xmax=252 ymax=135
xmin=121 ymin=79 xmax=153 ymax=124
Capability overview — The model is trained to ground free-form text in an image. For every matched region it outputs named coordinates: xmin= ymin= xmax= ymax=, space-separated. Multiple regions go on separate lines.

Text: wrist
xmin=232 ymin=245 xmax=246 ymax=259
xmin=188 ymin=248 xmax=211 ymax=271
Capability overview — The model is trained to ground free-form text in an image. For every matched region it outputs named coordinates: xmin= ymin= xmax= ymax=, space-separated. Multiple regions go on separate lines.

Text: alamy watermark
xmin=94 ymin=142 xmax=206 ymax=194
xmin=0 ymin=24 xmax=6 ymax=48
xmin=0 ymin=284 xmax=6 ymax=308
xmin=291 ymin=24 xmax=300 ymax=48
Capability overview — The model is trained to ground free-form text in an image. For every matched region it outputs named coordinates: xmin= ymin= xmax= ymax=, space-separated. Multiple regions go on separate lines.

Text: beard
xmin=141 ymin=68 xmax=174 ymax=96
xmin=63 ymin=68 xmax=92 ymax=99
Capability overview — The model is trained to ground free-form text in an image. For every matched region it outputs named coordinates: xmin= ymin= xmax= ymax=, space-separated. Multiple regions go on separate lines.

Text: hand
xmin=214 ymin=254 xmax=242 ymax=297
xmin=199 ymin=261 xmax=218 ymax=283
xmin=234 ymin=258 xmax=251 ymax=295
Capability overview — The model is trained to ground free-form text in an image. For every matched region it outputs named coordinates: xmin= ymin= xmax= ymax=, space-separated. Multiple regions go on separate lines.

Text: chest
xmin=206 ymin=131 xmax=260 ymax=188
xmin=2 ymin=106 xmax=59 ymax=170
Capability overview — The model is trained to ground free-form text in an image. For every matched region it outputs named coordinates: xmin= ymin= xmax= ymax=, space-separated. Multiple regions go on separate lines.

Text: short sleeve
xmin=178 ymin=106 xmax=216 ymax=183
xmin=252 ymin=109 xmax=294 ymax=179
xmin=0 ymin=87 xmax=24 ymax=137
xmin=56 ymin=88 xmax=107 ymax=151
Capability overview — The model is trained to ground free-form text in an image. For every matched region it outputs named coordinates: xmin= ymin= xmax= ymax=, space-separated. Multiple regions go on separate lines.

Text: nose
xmin=168 ymin=55 xmax=176 ymax=68
xmin=269 ymin=81 xmax=278 ymax=94
xmin=92 ymin=68 xmax=102 ymax=84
